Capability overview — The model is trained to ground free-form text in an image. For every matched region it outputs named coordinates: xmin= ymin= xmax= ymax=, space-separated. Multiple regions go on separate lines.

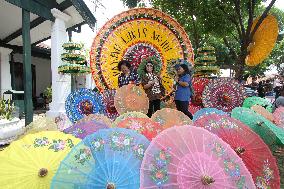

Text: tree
xmin=120 ymin=0 xmax=279 ymax=80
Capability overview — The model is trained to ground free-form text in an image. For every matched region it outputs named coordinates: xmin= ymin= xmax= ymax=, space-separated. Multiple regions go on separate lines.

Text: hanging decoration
xmin=65 ymin=88 xmax=105 ymax=123
xmin=58 ymin=42 xmax=90 ymax=74
xmin=90 ymin=8 xmax=194 ymax=95
xmin=194 ymin=46 xmax=220 ymax=77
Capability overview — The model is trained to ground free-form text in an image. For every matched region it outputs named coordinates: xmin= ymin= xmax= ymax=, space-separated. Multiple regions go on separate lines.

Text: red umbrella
xmin=194 ymin=114 xmax=280 ymax=188
xmin=188 ymin=102 xmax=201 ymax=115
xmin=273 ymin=107 xmax=284 ymax=128
xmin=117 ymin=117 xmax=163 ymax=140
xmin=191 ymin=77 xmax=210 ymax=106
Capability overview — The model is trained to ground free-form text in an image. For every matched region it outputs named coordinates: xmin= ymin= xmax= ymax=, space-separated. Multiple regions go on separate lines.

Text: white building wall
xmin=13 ymin=53 xmax=51 ymax=96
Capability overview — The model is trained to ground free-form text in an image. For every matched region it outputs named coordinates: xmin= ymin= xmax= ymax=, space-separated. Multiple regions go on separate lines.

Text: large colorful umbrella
xmin=192 ymin=107 xmax=228 ymax=122
xmin=117 ymin=117 xmax=163 ymax=140
xmin=231 ymin=107 xmax=284 ymax=150
xmin=0 ymin=131 xmax=80 ymax=189
xmin=191 ymin=77 xmax=210 ymax=106
xmin=113 ymin=111 xmax=149 ymax=127
xmin=102 ymin=89 xmax=119 ymax=120
xmin=151 ymin=108 xmax=192 ymax=129
xmin=65 ymin=88 xmax=105 ymax=123
xmin=63 ymin=120 xmax=109 ymax=139
xmin=51 ymin=128 xmax=150 ymax=189
xmin=245 ymin=15 xmax=278 ymax=66
xmin=251 ymin=105 xmax=274 ymax=122
xmin=114 ymin=84 xmax=149 ymax=115
xmin=90 ymin=8 xmax=194 ymax=94
xmin=273 ymin=107 xmax=284 ymax=128
xmin=140 ymin=126 xmax=255 ymax=188
xmin=202 ymin=78 xmax=245 ymax=112
xmin=242 ymin=96 xmax=273 ymax=112
xmin=77 ymin=113 xmax=113 ymax=128
xmin=194 ymin=114 xmax=280 ymax=188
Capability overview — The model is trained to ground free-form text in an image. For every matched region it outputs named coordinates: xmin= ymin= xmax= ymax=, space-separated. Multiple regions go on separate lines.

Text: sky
xmin=45 ymin=0 xmax=284 ymax=76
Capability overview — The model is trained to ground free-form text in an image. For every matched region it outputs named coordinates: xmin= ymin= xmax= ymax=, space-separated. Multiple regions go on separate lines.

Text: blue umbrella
xmin=193 ymin=107 xmax=229 ymax=122
xmin=65 ymin=88 xmax=105 ymax=123
xmin=51 ymin=128 xmax=150 ymax=189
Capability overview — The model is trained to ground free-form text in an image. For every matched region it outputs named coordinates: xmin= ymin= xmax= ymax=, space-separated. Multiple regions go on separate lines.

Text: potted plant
xmin=43 ymin=86 xmax=52 ymax=109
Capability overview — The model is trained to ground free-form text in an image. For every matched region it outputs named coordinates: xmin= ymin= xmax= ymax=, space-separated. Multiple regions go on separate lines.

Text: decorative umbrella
xmin=191 ymin=77 xmax=210 ymax=106
xmin=24 ymin=116 xmax=57 ymax=135
xmin=102 ymin=89 xmax=119 ymax=120
xmin=202 ymin=78 xmax=245 ymax=112
xmin=51 ymin=128 xmax=150 ymax=189
xmin=65 ymin=88 xmax=105 ymax=123
xmin=188 ymin=102 xmax=202 ymax=115
xmin=251 ymin=105 xmax=274 ymax=122
xmin=113 ymin=111 xmax=149 ymax=127
xmin=63 ymin=120 xmax=109 ymax=139
xmin=151 ymin=108 xmax=192 ymax=129
xmin=245 ymin=15 xmax=278 ymax=66
xmin=192 ymin=107 xmax=228 ymax=122
xmin=117 ymin=117 xmax=163 ymax=140
xmin=54 ymin=113 xmax=73 ymax=131
xmin=114 ymin=84 xmax=149 ymax=115
xmin=231 ymin=107 xmax=284 ymax=150
xmin=273 ymin=107 xmax=284 ymax=128
xmin=90 ymin=8 xmax=194 ymax=94
xmin=194 ymin=114 xmax=280 ymax=188
xmin=77 ymin=114 xmax=113 ymax=128
xmin=140 ymin=126 xmax=255 ymax=188
xmin=243 ymin=96 xmax=273 ymax=113
xmin=0 ymin=131 xmax=80 ymax=189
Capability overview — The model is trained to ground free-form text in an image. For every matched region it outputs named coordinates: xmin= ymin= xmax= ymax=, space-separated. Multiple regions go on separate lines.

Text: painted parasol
xmin=245 ymin=15 xmax=278 ymax=66
xmin=102 ymin=89 xmax=119 ymax=120
xmin=192 ymin=107 xmax=228 ymax=122
xmin=63 ymin=120 xmax=109 ymax=139
xmin=90 ymin=8 xmax=194 ymax=94
xmin=231 ymin=107 xmax=284 ymax=150
xmin=202 ymin=78 xmax=245 ymax=112
xmin=151 ymin=108 xmax=192 ymax=129
xmin=114 ymin=84 xmax=149 ymax=115
xmin=194 ymin=114 xmax=280 ymax=188
xmin=77 ymin=113 xmax=113 ymax=128
xmin=117 ymin=117 xmax=163 ymax=140
xmin=273 ymin=107 xmax=284 ymax=128
xmin=242 ymin=96 xmax=273 ymax=113
xmin=251 ymin=105 xmax=274 ymax=122
xmin=191 ymin=77 xmax=210 ymax=106
xmin=51 ymin=128 xmax=150 ymax=189
xmin=65 ymin=88 xmax=105 ymax=123
xmin=140 ymin=126 xmax=256 ymax=189
xmin=113 ymin=111 xmax=149 ymax=127
xmin=0 ymin=131 xmax=80 ymax=189
xmin=54 ymin=113 xmax=73 ymax=131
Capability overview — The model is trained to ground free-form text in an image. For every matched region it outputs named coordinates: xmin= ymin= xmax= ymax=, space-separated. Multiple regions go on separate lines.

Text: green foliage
xmin=0 ymin=99 xmax=14 ymax=120
xmin=43 ymin=87 xmax=52 ymax=103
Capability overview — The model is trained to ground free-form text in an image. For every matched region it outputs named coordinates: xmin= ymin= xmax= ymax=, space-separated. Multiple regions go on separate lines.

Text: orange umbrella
xmin=77 ymin=114 xmax=112 ymax=128
xmin=251 ymin=105 xmax=274 ymax=122
xmin=114 ymin=84 xmax=149 ymax=115
xmin=151 ymin=108 xmax=192 ymax=129
xmin=117 ymin=117 xmax=163 ymax=140
xmin=245 ymin=15 xmax=278 ymax=66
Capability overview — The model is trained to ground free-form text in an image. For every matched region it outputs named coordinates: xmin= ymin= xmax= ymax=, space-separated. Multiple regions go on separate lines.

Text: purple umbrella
xmin=63 ymin=120 xmax=109 ymax=139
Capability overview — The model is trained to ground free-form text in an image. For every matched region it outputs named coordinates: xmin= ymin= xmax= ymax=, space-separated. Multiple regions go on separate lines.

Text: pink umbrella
xmin=273 ymin=107 xmax=284 ymax=128
xmin=140 ymin=126 xmax=256 ymax=189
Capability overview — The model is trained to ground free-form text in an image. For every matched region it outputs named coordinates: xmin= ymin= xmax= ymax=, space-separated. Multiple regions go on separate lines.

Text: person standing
xmin=117 ymin=60 xmax=140 ymax=87
xmin=257 ymin=81 xmax=265 ymax=98
xmin=142 ymin=61 xmax=164 ymax=117
xmin=174 ymin=64 xmax=193 ymax=119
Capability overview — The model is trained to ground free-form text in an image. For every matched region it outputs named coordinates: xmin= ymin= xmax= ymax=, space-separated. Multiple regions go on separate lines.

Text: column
xmin=0 ymin=47 xmax=13 ymax=97
xmin=46 ymin=8 xmax=71 ymax=118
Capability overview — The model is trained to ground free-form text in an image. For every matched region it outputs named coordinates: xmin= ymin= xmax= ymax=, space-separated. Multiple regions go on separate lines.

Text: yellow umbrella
xmin=0 ymin=131 xmax=80 ymax=189
xmin=245 ymin=15 xmax=278 ymax=66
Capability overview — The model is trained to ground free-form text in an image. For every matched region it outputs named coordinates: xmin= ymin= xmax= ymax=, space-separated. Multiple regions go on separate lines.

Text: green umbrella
xmin=231 ymin=107 xmax=284 ymax=150
xmin=242 ymin=96 xmax=273 ymax=112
